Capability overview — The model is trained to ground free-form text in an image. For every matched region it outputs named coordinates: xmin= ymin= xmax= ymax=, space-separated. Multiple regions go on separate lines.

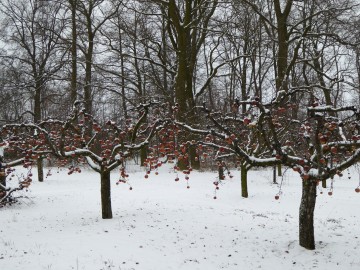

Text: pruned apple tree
xmin=0 ymin=101 xmax=170 ymax=218
xmin=0 ymin=145 xmax=32 ymax=206
xmin=174 ymin=90 xmax=360 ymax=250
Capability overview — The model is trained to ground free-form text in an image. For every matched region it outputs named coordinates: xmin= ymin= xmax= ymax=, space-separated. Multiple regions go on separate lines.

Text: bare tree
xmin=0 ymin=0 xmax=68 ymax=181
xmin=75 ymin=0 xmax=120 ymax=115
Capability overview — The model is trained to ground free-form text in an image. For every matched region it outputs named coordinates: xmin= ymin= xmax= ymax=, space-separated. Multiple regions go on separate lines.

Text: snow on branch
xmin=307 ymin=106 xmax=357 ymax=113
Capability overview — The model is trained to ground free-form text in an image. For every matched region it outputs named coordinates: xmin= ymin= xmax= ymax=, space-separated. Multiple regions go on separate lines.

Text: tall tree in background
xmin=153 ymin=0 xmax=218 ymax=119
xmin=0 ymin=0 xmax=67 ymax=181
xmin=75 ymin=0 xmax=120 ymax=115
xmin=68 ymin=0 xmax=78 ymax=106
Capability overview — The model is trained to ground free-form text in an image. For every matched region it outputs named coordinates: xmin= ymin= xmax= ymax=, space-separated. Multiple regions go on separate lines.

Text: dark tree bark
xmin=140 ymin=147 xmax=147 ymax=167
xmin=189 ymin=144 xmax=200 ymax=170
xmin=273 ymin=165 xmax=277 ymax=184
xmin=69 ymin=0 xmax=78 ymax=105
xmin=277 ymin=164 xmax=282 ymax=176
xmin=34 ymin=78 xmax=45 ymax=182
xmin=83 ymin=32 xmax=94 ymax=115
xmin=241 ymin=162 xmax=248 ymax=198
xmin=0 ymin=166 xmax=6 ymax=200
xmin=274 ymin=0 xmax=293 ymax=92
xmin=118 ymin=22 xmax=128 ymax=119
xmin=37 ymin=158 xmax=44 ymax=182
xmin=322 ymin=179 xmax=327 ymax=188
xmin=157 ymin=0 xmax=217 ymax=119
xmin=77 ymin=0 xmax=120 ymax=115
xmin=299 ymin=179 xmax=317 ymax=250
xmin=218 ymin=164 xmax=225 ymax=180
xmin=153 ymin=0 xmax=217 ymax=171
xmin=311 ymin=45 xmax=334 ymax=119
xmin=100 ymin=169 xmax=112 ymax=219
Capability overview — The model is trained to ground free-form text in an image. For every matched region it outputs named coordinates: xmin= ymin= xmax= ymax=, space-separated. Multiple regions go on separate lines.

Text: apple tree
xmin=0 ymin=145 xmax=31 ymax=206
xmin=0 ymin=101 xmax=170 ymax=218
xmin=174 ymin=91 xmax=360 ymax=250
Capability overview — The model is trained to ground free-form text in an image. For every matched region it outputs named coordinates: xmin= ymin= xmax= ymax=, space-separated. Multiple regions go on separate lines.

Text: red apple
xmin=243 ymin=118 xmax=251 ymax=125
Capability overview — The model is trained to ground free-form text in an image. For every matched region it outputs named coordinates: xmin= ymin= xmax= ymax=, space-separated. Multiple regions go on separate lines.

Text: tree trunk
xmin=241 ymin=162 xmax=248 ymax=198
xmin=299 ymin=179 xmax=317 ymax=250
xmin=37 ymin=158 xmax=44 ymax=182
xmin=34 ymin=79 xmax=43 ymax=123
xmin=0 ymin=167 xmax=6 ymax=200
xmin=189 ymin=144 xmax=200 ymax=170
xmin=275 ymin=17 xmax=289 ymax=92
xmin=84 ymin=46 xmax=93 ymax=115
xmin=70 ymin=0 xmax=77 ymax=105
xmin=274 ymin=0 xmax=292 ymax=93
xmin=322 ymin=179 xmax=327 ymax=188
xmin=34 ymin=81 xmax=44 ymax=182
xmin=118 ymin=24 xmax=128 ymax=119
xmin=100 ymin=170 xmax=112 ymax=219
xmin=273 ymin=165 xmax=277 ymax=184
xmin=218 ymin=164 xmax=224 ymax=180
xmin=174 ymin=53 xmax=194 ymax=121
xmin=140 ymin=146 xmax=147 ymax=167
xmin=177 ymin=155 xmax=189 ymax=171
xmin=312 ymin=49 xmax=333 ymax=110
xmin=84 ymin=16 xmax=94 ymax=115
xmin=277 ymin=163 xmax=282 ymax=176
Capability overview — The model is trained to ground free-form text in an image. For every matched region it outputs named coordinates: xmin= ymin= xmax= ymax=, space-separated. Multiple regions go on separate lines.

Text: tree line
xmin=0 ymin=0 xmax=359 ymax=122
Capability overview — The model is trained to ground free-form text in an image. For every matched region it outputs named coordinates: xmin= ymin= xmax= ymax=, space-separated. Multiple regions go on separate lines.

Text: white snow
xmin=0 ymin=165 xmax=360 ymax=270
xmin=0 ymin=143 xmax=8 ymax=157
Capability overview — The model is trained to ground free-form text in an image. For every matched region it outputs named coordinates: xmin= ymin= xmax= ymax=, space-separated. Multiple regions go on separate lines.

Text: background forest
xmin=0 ymin=0 xmax=359 ymax=123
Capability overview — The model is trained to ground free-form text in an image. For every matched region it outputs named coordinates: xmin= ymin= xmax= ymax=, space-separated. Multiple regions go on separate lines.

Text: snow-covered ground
xmin=1 ymin=165 xmax=359 ymax=270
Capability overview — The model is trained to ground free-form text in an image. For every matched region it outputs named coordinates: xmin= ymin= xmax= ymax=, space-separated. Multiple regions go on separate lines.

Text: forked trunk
xmin=100 ymin=170 xmax=112 ymax=219
xmin=299 ymin=179 xmax=317 ymax=250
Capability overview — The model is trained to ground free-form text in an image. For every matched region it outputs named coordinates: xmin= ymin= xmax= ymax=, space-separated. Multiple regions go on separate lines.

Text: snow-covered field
xmin=1 ymin=165 xmax=360 ymax=270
